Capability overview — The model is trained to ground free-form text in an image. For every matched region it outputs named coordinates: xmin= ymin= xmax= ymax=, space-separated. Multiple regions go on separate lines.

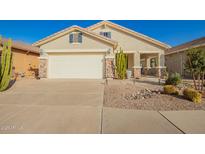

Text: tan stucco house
xmin=0 ymin=38 xmax=40 ymax=78
xmin=33 ymin=21 xmax=170 ymax=79
xmin=165 ymin=37 xmax=205 ymax=78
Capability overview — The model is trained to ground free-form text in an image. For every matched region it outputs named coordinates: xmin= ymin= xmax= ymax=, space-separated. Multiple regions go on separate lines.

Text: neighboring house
xmin=165 ymin=37 xmax=205 ymax=78
xmin=33 ymin=21 xmax=170 ymax=79
xmin=0 ymin=38 xmax=40 ymax=78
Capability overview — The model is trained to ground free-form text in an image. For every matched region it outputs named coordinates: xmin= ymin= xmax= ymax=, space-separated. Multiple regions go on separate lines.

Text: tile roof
xmin=166 ymin=36 xmax=205 ymax=55
xmin=0 ymin=38 xmax=39 ymax=54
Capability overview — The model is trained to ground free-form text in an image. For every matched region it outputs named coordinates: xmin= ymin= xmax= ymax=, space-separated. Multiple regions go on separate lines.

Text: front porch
xmin=127 ymin=52 xmax=166 ymax=78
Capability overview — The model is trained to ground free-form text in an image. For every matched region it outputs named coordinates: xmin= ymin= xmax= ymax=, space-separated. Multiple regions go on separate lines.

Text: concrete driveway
xmin=0 ymin=79 xmax=205 ymax=134
xmin=0 ymin=79 xmax=104 ymax=133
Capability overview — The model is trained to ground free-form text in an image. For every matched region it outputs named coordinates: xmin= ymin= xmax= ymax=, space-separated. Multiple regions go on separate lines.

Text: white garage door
xmin=48 ymin=53 xmax=104 ymax=79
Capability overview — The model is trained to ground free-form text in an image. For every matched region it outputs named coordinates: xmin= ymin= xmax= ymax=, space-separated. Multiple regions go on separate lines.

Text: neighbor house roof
xmin=0 ymin=38 xmax=39 ymax=54
xmin=166 ymin=36 xmax=205 ymax=55
xmin=87 ymin=20 xmax=171 ymax=49
xmin=32 ymin=26 xmax=118 ymax=48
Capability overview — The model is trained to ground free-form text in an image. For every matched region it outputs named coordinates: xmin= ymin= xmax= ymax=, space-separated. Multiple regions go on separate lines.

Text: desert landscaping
xmin=0 ymin=21 xmax=205 ymax=134
xmin=104 ymin=79 xmax=205 ymax=111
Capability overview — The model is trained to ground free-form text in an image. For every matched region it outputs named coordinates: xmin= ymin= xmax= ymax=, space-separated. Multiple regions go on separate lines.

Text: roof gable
xmin=87 ymin=20 xmax=171 ymax=49
xmin=33 ymin=26 xmax=117 ymax=47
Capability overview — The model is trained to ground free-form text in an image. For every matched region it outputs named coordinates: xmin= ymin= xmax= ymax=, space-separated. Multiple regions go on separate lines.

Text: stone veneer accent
xmin=105 ymin=57 xmax=115 ymax=79
xmin=39 ymin=58 xmax=48 ymax=78
xmin=133 ymin=67 xmax=141 ymax=78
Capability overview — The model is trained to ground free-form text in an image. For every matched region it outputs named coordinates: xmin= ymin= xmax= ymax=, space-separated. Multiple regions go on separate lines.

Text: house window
xmin=100 ymin=32 xmax=111 ymax=38
xmin=69 ymin=32 xmax=83 ymax=43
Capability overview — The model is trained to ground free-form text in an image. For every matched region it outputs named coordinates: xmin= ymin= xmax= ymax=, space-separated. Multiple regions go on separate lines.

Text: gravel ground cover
xmin=104 ymin=80 xmax=205 ymax=111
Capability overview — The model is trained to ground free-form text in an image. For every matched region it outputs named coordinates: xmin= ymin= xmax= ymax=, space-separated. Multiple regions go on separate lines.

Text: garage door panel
xmin=48 ymin=54 xmax=104 ymax=79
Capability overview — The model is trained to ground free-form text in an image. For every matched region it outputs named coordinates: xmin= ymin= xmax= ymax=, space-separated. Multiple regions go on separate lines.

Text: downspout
xmin=180 ymin=54 xmax=183 ymax=75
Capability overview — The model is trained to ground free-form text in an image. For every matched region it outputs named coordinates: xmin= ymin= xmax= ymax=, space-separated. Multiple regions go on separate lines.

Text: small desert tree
xmin=184 ymin=47 xmax=205 ymax=91
xmin=115 ymin=48 xmax=128 ymax=79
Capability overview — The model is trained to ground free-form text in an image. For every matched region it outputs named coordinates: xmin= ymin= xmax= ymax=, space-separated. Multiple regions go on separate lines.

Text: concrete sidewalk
xmin=160 ymin=110 xmax=205 ymax=134
xmin=102 ymin=108 xmax=205 ymax=134
xmin=102 ymin=108 xmax=182 ymax=134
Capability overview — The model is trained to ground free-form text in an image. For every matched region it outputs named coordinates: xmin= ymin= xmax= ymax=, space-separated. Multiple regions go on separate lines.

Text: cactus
xmin=0 ymin=37 xmax=13 ymax=91
xmin=115 ymin=48 xmax=127 ymax=79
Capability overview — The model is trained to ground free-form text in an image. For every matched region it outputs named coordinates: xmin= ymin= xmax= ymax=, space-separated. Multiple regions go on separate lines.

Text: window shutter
xmin=69 ymin=33 xmax=73 ymax=43
xmin=78 ymin=32 xmax=82 ymax=43
xmin=107 ymin=32 xmax=111 ymax=38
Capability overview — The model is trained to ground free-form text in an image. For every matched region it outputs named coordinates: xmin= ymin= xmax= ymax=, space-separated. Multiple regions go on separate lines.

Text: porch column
xmin=133 ymin=52 xmax=141 ymax=78
xmin=156 ymin=53 xmax=161 ymax=77
xmin=105 ymin=55 xmax=115 ymax=79
xmin=144 ymin=56 xmax=150 ymax=75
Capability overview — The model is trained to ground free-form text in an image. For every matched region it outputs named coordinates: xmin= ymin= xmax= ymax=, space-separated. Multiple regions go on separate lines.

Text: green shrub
xmin=163 ymin=85 xmax=179 ymax=95
xmin=183 ymin=88 xmax=202 ymax=103
xmin=165 ymin=72 xmax=182 ymax=86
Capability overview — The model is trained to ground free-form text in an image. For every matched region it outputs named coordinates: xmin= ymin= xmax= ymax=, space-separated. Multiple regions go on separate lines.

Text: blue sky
xmin=0 ymin=20 xmax=204 ymax=47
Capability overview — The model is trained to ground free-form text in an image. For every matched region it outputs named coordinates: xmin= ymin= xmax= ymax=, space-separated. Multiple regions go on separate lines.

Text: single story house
xmin=33 ymin=21 xmax=170 ymax=79
xmin=0 ymin=38 xmax=40 ymax=78
xmin=165 ymin=37 xmax=205 ymax=78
